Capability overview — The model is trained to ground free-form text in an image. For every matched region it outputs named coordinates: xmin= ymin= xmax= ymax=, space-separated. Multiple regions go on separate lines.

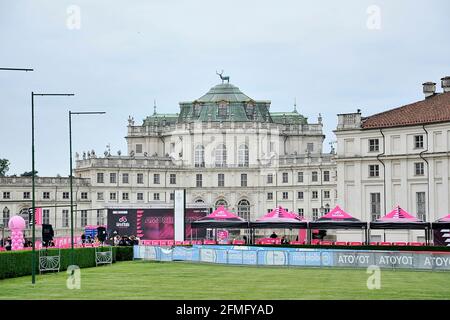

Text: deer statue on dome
xmin=216 ymin=70 xmax=230 ymax=83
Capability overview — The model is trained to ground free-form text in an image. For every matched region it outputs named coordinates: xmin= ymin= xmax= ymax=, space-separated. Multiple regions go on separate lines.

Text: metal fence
xmin=134 ymin=245 xmax=450 ymax=271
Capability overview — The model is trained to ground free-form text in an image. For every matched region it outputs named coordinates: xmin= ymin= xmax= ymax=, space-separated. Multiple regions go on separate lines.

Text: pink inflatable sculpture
xmin=8 ymin=216 xmax=26 ymax=251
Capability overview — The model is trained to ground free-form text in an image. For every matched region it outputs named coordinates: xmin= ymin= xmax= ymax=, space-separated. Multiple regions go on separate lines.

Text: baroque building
xmin=335 ymin=76 xmax=450 ymax=242
xmin=74 ymin=79 xmax=337 ymax=236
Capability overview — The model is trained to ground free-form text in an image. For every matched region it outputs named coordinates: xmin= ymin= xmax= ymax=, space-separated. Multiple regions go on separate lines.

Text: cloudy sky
xmin=1 ymin=0 xmax=449 ymax=176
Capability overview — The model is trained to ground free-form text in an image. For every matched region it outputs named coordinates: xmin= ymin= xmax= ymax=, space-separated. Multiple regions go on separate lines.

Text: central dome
xmin=196 ymin=83 xmax=252 ymax=103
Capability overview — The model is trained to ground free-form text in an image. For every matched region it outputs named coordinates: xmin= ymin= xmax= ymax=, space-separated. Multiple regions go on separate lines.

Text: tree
xmin=0 ymin=159 xmax=10 ymax=176
xmin=21 ymin=170 xmax=38 ymax=177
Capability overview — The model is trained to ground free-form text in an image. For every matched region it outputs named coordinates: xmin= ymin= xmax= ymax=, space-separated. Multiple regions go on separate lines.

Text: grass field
xmin=1 ymin=261 xmax=450 ymax=300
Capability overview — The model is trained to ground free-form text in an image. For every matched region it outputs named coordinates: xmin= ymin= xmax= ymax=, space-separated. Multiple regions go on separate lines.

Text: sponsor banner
xmin=107 ymin=208 xmax=208 ymax=240
xmin=134 ymin=246 xmax=450 ymax=271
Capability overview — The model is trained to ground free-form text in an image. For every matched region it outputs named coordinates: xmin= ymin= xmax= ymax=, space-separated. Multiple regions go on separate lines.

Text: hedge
xmin=0 ymin=246 xmax=133 ymax=280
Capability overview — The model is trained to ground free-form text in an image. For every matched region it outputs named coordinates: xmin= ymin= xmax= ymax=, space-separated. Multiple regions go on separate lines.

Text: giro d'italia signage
xmin=107 ymin=207 xmax=208 ymax=240
xmin=134 ymin=245 xmax=450 ymax=271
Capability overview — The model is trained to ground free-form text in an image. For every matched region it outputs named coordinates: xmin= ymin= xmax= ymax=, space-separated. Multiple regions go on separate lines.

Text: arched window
xmin=246 ymin=103 xmax=255 ymax=120
xmin=195 ymin=198 xmax=205 ymax=203
xmin=194 ymin=145 xmax=205 ymax=167
xmin=2 ymin=207 xmax=10 ymax=226
xmin=215 ymin=144 xmax=227 ymax=167
xmin=238 ymin=144 xmax=249 ymax=167
xmin=215 ymin=199 xmax=228 ymax=209
xmin=237 ymin=200 xmax=250 ymax=221
xmin=218 ymin=101 xmax=228 ymax=118
xmin=193 ymin=103 xmax=202 ymax=117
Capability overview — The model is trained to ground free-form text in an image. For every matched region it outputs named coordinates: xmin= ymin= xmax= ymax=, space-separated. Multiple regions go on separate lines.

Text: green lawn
xmin=1 ymin=261 xmax=450 ymax=299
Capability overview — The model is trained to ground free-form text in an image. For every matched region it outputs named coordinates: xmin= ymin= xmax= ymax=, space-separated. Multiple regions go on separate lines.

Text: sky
xmin=0 ymin=0 xmax=449 ymax=176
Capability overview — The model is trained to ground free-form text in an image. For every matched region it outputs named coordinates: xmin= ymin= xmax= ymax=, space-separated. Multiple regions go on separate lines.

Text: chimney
xmin=441 ymin=76 xmax=450 ymax=93
xmin=423 ymin=82 xmax=436 ymax=98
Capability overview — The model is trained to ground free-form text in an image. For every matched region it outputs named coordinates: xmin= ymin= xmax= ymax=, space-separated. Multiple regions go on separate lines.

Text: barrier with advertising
xmin=133 ymin=245 xmax=450 ymax=271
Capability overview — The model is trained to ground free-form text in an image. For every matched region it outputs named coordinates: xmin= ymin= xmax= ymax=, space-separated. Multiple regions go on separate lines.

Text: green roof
xmin=141 ymin=81 xmax=309 ymax=125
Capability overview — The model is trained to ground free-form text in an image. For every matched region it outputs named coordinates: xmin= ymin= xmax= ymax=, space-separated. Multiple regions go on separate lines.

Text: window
xmin=96 ymin=210 xmax=104 ymax=226
xmin=62 ymin=210 xmax=69 ymax=228
xmin=62 ymin=192 xmax=69 ymax=199
xmin=170 ymin=193 xmax=175 ymax=201
xmin=282 ymin=172 xmax=288 ymax=183
xmin=80 ymin=210 xmax=88 ymax=227
xmin=122 ymin=192 xmax=129 ymax=201
xmin=193 ymin=174 xmax=202 ymax=187
xmin=218 ymin=101 xmax=228 ymax=118
xmin=324 ymin=191 xmax=330 ymax=199
xmin=414 ymin=135 xmax=424 ymax=149
xmin=307 ymin=143 xmax=314 ymax=152
xmin=193 ymin=103 xmax=202 ymax=117
xmin=297 ymin=191 xmax=304 ymax=200
xmin=110 ymin=173 xmax=116 ymax=184
xmin=312 ymin=191 xmax=318 ymax=199
xmin=136 ymin=144 xmax=143 ymax=154
xmin=97 ymin=192 xmax=104 ymax=201
xmin=215 ymin=199 xmax=228 ymax=209
xmin=369 ymin=139 xmax=380 ymax=152
xmin=153 ymin=174 xmax=160 ymax=184
xmin=153 ymin=193 xmax=160 ymax=201
xmin=3 ymin=192 xmax=10 ymax=199
xmin=194 ymin=145 xmax=205 ymax=167
xmin=415 ymin=162 xmax=425 ymax=176
xmin=137 ymin=193 xmax=144 ymax=201
xmin=195 ymin=174 xmax=202 ymax=187
xmin=416 ymin=192 xmax=426 ymax=221
xmin=218 ymin=174 xmax=225 ymax=187
xmin=170 ymin=174 xmax=176 ymax=185
xmin=237 ymin=199 xmax=250 ymax=221
xmin=267 ymin=192 xmax=273 ymax=200
xmin=282 ymin=192 xmax=289 ymax=200
xmin=238 ymin=145 xmax=249 ymax=167
xmin=312 ymin=171 xmax=318 ymax=182
xmin=267 ymin=174 xmax=273 ymax=184
xmin=297 ymin=209 xmax=304 ymax=217
xmin=370 ymin=193 xmax=381 ymax=221
xmin=81 ymin=192 xmax=88 ymax=200
xmin=43 ymin=209 xmax=50 ymax=225
xmin=97 ymin=173 xmax=104 ymax=183
xmin=298 ymin=172 xmax=304 ymax=183
xmin=246 ymin=103 xmax=255 ymax=119
xmin=137 ymin=173 xmax=144 ymax=184
xmin=2 ymin=207 xmax=10 ymax=226
xmin=24 ymin=192 xmax=31 ymax=199
xmin=369 ymin=165 xmax=380 ymax=177
xmin=323 ymin=171 xmax=330 ymax=182
xmin=110 ymin=192 xmax=116 ymax=201
xmin=241 ymin=174 xmax=247 ymax=187
xmin=312 ymin=208 xmax=319 ymax=220
xmin=122 ymin=173 xmax=129 ymax=184
xmin=43 ymin=192 xmax=50 ymax=199
xmin=215 ymin=144 xmax=227 ymax=167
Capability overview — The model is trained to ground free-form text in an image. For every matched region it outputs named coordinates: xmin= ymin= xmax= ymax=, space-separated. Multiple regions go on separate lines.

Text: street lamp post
xmin=31 ymin=92 xmax=74 ymax=284
xmin=69 ymin=111 xmax=105 ymax=266
xmin=0 ymin=68 xmax=33 ymax=72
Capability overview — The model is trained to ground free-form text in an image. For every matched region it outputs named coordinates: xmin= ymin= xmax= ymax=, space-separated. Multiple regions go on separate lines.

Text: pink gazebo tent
xmin=432 ymin=214 xmax=450 ymax=246
xmin=191 ymin=206 xmax=249 ymax=229
xmin=432 ymin=214 xmax=450 ymax=229
xmin=370 ymin=206 xmax=430 ymax=230
xmin=309 ymin=205 xmax=368 ymax=244
xmin=370 ymin=205 xmax=431 ymax=244
xmin=250 ymin=206 xmax=308 ymax=229
xmin=309 ymin=206 xmax=367 ymax=229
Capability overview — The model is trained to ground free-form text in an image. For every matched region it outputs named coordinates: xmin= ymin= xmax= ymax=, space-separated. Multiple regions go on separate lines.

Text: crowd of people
xmin=111 ymin=234 xmax=139 ymax=246
xmin=0 ymin=237 xmax=33 ymax=250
